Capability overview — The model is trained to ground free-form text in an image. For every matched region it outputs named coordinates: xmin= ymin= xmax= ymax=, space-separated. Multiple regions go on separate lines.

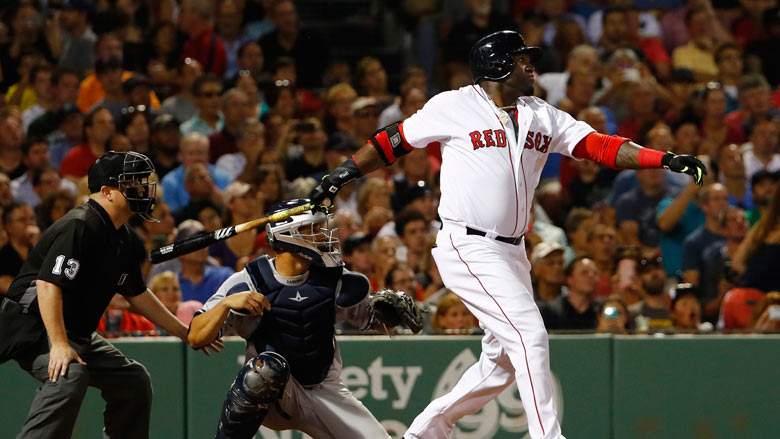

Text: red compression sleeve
xmin=571 ymin=132 xmax=630 ymax=169
xmin=637 ymin=148 xmax=666 ymax=168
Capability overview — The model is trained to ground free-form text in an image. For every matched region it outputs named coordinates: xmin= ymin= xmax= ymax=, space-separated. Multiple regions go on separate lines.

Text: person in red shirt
xmin=60 ymin=107 xmax=114 ymax=179
xmin=178 ymin=0 xmax=227 ymax=77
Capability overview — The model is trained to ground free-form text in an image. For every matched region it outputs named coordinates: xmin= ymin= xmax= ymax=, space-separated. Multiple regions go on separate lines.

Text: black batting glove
xmin=662 ymin=153 xmax=707 ymax=186
xmin=309 ymin=156 xmax=362 ymax=211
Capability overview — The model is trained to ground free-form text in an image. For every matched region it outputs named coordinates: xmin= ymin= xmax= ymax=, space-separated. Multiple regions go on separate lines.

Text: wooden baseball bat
xmin=149 ymin=202 xmax=314 ymax=264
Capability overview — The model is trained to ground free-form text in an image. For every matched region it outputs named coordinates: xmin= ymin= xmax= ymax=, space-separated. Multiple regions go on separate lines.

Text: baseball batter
xmin=311 ymin=31 xmax=705 ymax=439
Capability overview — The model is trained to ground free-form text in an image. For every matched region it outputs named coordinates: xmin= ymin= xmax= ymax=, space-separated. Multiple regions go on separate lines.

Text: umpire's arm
xmin=37 ymin=280 xmax=86 ymax=382
xmin=127 ymin=289 xmax=188 ymax=339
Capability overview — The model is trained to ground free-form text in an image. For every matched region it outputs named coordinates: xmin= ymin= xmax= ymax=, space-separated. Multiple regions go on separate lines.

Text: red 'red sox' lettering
xmin=469 ymin=129 xmax=507 ymax=150
xmin=524 ymin=130 xmax=553 ymax=153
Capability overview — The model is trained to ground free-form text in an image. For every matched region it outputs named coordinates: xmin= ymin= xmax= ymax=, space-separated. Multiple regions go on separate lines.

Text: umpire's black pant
xmin=15 ymin=333 xmax=153 ymax=439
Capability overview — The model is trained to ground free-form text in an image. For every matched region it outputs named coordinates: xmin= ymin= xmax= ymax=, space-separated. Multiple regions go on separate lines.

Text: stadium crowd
xmin=0 ymin=0 xmax=779 ymax=336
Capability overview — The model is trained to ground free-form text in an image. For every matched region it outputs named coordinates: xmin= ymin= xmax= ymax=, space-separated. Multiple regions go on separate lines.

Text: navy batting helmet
xmin=469 ymin=30 xmax=543 ymax=84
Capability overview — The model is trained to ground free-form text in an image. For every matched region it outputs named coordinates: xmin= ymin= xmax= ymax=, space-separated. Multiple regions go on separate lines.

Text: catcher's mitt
xmin=368 ymin=289 xmax=424 ymax=334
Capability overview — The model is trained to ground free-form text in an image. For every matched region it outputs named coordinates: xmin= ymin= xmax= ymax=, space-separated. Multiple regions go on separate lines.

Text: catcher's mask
xmin=88 ymin=151 xmax=159 ymax=222
xmin=265 ymin=198 xmax=342 ymax=267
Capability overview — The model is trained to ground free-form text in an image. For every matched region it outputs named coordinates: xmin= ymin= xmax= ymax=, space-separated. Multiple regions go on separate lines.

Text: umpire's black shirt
xmin=7 ymin=199 xmax=147 ymax=338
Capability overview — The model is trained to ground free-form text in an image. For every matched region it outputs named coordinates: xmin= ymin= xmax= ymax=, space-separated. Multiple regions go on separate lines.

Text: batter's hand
xmin=48 ymin=342 xmax=86 ymax=382
xmin=309 ymin=176 xmax=337 ymax=212
xmin=223 ymin=291 xmax=271 ymax=316
xmin=662 ymin=153 xmax=707 ymax=186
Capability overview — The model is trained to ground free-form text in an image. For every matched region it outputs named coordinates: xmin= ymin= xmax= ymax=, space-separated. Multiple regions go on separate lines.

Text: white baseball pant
xmin=405 ymin=222 xmax=565 ymax=439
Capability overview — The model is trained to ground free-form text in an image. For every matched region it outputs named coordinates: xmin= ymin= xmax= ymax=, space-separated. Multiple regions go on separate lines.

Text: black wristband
xmin=661 ymin=152 xmax=673 ymax=168
xmin=328 ymin=156 xmax=363 ymax=188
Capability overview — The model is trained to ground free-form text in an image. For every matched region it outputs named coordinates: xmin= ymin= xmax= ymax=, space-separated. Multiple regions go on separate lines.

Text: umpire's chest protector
xmin=246 ymin=260 xmax=342 ymax=386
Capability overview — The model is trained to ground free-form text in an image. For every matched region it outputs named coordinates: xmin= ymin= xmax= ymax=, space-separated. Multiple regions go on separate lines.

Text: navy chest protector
xmin=245 ymin=258 xmax=343 ymax=386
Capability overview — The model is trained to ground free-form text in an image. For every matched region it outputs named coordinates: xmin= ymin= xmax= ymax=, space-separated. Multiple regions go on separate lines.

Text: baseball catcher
xmin=187 ymin=199 xmax=423 ymax=439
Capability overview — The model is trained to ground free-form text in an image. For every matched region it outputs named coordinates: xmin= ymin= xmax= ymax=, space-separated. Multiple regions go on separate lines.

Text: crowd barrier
xmin=1 ymin=334 xmax=778 ymax=438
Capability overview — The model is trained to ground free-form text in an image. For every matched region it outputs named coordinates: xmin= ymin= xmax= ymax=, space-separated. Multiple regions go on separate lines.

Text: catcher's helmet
xmin=469 ymin=30 xmax=543 ymax=84
xmin=88 ymin=151 xmax=158 ymax=222
xmin=265 ymin=199 xmax=342 ymax=267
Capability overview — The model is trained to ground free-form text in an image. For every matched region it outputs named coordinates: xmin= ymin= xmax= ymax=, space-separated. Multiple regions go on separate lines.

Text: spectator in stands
xmin=615 ymin=167 xmax=672 ymax=249
xmin=209 ymin=88 xmax=252 ymax=162
xmin=386 ymin=262 xmax=423 ymax=302
xmin=596 ymin=6 xmax=631 ymax=60
xmin=539 ymin=256 xmax=599 ymax=330
xmin=596 ymin=295 xmax=629 ymax=333
xmin=216 ymin=0 xmax=245 ymax=80
xmin=21 ymin=64 xmax=54 ymax=133
xmin=123 ymin=75 xmax=154 ymax=110
xmin=714 ymin=42 xmax=743 ymax=113
xmin=172 ymin=163 xmax=223 ymax=224
xmin=90 ymin=57 xmax=127 ymax=120
xmin=670 ymin=284 xmax=702 ymax=330
xmin=371 ymin=235 xmax=400 ymax=290
xmin=118 ymin=105 xmax=152 ymax=155
xmin=719 ymin=143 xmax=752 ymax=210
xmin=563 ymin=208 xmax=596 ymax=264
xmin=56 ymin=0 xmax=96 ymax=77
xmin=144 ymin=22 xmax=179 ymax=92
xmin=726 ymin=74 xmax=778 ymax=144
xmin=284 ymin=117 xmax=328 ymax=181
xmin=216 ymin=119 xmax=265 ymax=182
xmin=27 ymin=67 xmax=80 ymax=139
xmin=108 ymin=134 xmax=132 ymax=153
xmin=395 ymin=207 xmax=429 ymax=274
xmin=531 ymin=241 xmax=566 ymax=303
xmin=431 ymin=292 xmax=476 ymax=333
xmin=672 ymin=6 xmax=725 ymax=82
xmin=342 ymin=231 xmax=373 ymax=277
xmin=324 ymin=83 xmax=358 ymax=138
xmin=147 ymin=114 xmax=181 ymax=179
xmin=663 ymin=69 xmax=697 ymax=124
xmin=161 ymin=57 xmax=203 ymax=125
xmin=628 ymin=252 xmax=672 ymax=331
xmin=335 ymin=209 xmax=361 ymax=243
xmin=47 ymin=105 xmax=84 ymax=172
xmin=670 ymin=117 xmax=700 ymax=156
xmin=538 ymin=45 xmax=599 ymax=108
xmin=355 ymin=57 xmax=392 ymax=110
xmin=0 ymin=4 xmax=54 ymax=91
xmin=588 ymin=223 xmax=617 ymax=297
xmin=148 ymin=271 xmax=203 ymax=328
xmin=12 ymin=139 xmax=76 ymax=208
xmin=229 ymin=42 xmax=266 ymax=89
xmin=699 ymin=206 xmax=748 ymax=324
xmin=625 ymin=6 xmax=670 ymax=82
xmin=378 ymin=66 xmax=427 ymax=127
xmin=180 ymin=74 xmax=224 ymax=137
xmin=350 ymin=97 xmax=381 ymax=147
xmin=749 ymin=291 xmax=780 ymax=331
xmin=162 ymin=132 xmax=231 ymax=211
xmin=0 ymin=202 xmax=39 ymax=293
xmin=745 ymin=7 xmax=780 ymax=88
xmin=746 ymin=169 xmax=780 ymax=226
xmin=265 ymin=82 xmax=297 ymax=122
xmin=0 ymin=173 xmax=14 ymax=216
xmin=178 ymin=0 xmax=227 ymax=77
xmin=36 ymin=188 xmax=76 ymax=231
xmin=734 ymin=182 xmax=780 ymax=293
xmin=742 ymin=117 xmax=780 ymax=182
xmin=133 ymin=201 xmax=176 ymax=254
xmin=4 ymin=55 xmax=46 ymax=114
xmin=0 ymin=108 xmax=25 ymax=179
xmin=259 ymin=0 xmax=329 ymax=88
xmin=209 ymin=182 xmax=261 ymax=270
xmin=559 ymin=68 xmax=597 ymax=118
xmin=60 ymin=106 xmax=114 ymax=180
xmin=656 ymin=176 xmax=707 ymax=278
xmin=175 ymin=219 xmax=234 ymax=303
xmin=682 ymin=183 xmax=729 ymax=285
xmin=256 ymin=165 xmax=284 ymax=213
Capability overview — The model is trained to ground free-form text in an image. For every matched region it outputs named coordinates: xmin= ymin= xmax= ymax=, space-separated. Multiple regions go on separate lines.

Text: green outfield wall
xmin=1 ymin=334 xmax=778 ymax=439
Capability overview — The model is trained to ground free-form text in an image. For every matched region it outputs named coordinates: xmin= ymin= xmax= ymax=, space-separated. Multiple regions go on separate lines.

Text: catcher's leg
xmin=215 ymin=351 xmax=290 ymax=439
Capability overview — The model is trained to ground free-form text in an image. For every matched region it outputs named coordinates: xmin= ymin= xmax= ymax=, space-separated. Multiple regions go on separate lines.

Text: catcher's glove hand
xmin=662 ymin=152 xmax=707 ymax=186
xmin=368 ymin=289 xmax=424 ymax=334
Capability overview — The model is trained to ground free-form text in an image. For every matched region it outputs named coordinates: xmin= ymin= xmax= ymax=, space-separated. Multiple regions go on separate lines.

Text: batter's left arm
xmin=573 ymin=133 xmax=707 ymax=186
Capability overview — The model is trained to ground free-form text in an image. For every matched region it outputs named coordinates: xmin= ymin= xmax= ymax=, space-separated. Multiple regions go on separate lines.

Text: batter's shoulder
xmin=520 ymin=95 xmax=553 ymax=109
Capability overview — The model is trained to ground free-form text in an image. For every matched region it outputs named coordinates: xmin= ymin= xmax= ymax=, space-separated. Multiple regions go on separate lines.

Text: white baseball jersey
xmin=402 ymin=84 xmax=594 ymax=236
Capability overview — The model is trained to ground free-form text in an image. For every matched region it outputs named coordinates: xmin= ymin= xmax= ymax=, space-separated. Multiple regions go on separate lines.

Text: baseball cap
xmin=151 ymin=113 xmax=179 ymax=132
xmin=95 ymin=56 xmax=123 ymax=75
xmin=123 ymin=74 xmax=152 ymax=94
xmin=670 ymin=68 xmax=695 ymax=84
xmin=530 ymin=241 xmax=564 ymax=265
xmin=351 ymin=97 xmax=378 ymax=114
xmin=342 ymin=232 xmax=372 ymax=255
xmin=175 ymin=219 xmax=206 ymax=243
xmin=88 ymin=151 xmax=126 ymax=193
xmin=406 ymin=181 xmax=434 ymax=204
xmin=670 ymin=283 xmax=700 ymax=309
xmin=222 ymin=181 xmax=253 ymax=204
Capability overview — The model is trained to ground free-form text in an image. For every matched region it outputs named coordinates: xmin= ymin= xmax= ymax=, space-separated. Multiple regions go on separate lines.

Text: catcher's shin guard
xmin=216 ymin=351 xmax=290 ymax=439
